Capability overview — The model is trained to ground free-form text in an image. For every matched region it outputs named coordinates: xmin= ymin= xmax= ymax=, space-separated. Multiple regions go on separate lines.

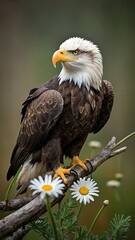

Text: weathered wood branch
xmin=0 ymin=196 xmax=35 ymax=211
xmin=0 ymin=137 xmax=127 ymax=239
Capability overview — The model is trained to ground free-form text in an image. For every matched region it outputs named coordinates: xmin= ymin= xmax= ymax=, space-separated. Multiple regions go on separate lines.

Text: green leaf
xmin=75 ymin=226 xmax=100 ymax=240
xmin=28 ymin=218 xmax=54 ymax=239
xmin=89 ymin=234 xmax=100 ymax=240
xmin=103 ymin=214 xmax=131 ymax=240
xmin=4 ymin=165 xmax=23 ymax=201
xmin=75 ymin=226 xmax=89 ymax=240
xmin=54 ymin=196 xmax=78 ymax=235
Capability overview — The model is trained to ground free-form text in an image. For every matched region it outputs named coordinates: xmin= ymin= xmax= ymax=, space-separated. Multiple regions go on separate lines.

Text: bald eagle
xmin=7 ymin=37 xmax=114 ymax=194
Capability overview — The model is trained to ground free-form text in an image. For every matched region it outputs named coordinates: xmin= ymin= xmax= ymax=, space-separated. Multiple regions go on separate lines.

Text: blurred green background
xmin=0 ymin=0 xmax=135 ymax=239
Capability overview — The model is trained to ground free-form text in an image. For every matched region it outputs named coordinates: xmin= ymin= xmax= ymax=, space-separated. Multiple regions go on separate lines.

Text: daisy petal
xmin=29 ymin=174 xmax=65 ymax=199
xmin=40 ymin=192 xmax=45 ymax=199
xmin=70 ymin=177 xmax=99 ymax=205
xmin=38 ymin=176 xmax=44 ymax=185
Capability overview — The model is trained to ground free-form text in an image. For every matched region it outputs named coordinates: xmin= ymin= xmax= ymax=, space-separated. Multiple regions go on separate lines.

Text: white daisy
xmin=88 ymin=140 xmax=102 ymax=148
xmin=70 ymin=177 xmax=99 ymax=205
xmin=29 ymin=175 xmax=65 ymax=199
xmin=106 ymin=180 xmax=121 ymax=188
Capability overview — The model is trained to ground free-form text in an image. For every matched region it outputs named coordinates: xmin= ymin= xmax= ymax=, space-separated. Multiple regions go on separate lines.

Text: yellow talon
xmin=53 ymin=166 xmax=71 ymax=184
xmin=53 ymin=157 xmax=88 ymax=184
xmin=71 ymin=156 xmax=88 ymax=171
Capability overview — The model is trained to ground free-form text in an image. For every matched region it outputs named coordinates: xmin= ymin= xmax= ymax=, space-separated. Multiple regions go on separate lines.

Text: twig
xmin=0 ymin=137 xmax=127 ymax=239
xmin=112 ymin=132 xmax=135 ymax=149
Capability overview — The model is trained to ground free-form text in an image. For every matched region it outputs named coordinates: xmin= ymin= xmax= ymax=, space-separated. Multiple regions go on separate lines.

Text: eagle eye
xmin=70 ymin=49 xmax=80 ymax=56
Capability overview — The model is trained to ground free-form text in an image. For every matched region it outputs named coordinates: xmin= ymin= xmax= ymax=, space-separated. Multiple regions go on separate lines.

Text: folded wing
xmin=7 ymin=89 xmax=64 ymax=180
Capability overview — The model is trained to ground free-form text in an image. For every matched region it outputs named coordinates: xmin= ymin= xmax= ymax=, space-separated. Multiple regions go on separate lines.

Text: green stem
xmin=58 ymin=202 xmax=64 ymax=240
xmin=113 ymin=132 xmax=135 ymax=149
xmin=76 ymin=202 xmax=83 ymax=219
xmin=4 ymin=165 xmax=23 ymax=201
xmin=90 ymin=149 xmax=95 ymax=158
xmin=46 ymin=194 xmax=59 ymax=240
xmin=114 ymin=188 xmax=121 ymax=202
xmin=88 ymin=204 xmax=105 ymax=235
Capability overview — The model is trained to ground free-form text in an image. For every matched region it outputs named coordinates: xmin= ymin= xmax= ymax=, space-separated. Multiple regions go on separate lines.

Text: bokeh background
xmin=0 ymin=0 xmax=135 ymax=239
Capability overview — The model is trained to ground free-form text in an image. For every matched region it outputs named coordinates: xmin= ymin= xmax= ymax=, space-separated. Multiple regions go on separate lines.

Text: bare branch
xmin=0 ymin=137 xmax=127 ymax=239
xmin=0 ymin=196 xmax=34 ymax=211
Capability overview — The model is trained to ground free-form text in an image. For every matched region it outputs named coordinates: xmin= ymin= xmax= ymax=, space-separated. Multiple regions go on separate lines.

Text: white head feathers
xmin=58 ymin=37 xmax=103 ymax=91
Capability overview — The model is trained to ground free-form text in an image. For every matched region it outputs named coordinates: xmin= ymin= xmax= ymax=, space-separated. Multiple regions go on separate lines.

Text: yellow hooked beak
xmin=52 ymin=49 xmax=77 ymax=68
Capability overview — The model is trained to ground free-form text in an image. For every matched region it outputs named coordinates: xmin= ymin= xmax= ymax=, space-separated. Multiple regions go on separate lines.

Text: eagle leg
xmin=53 ymin=166 xmax=71 ymax=184
xmin=71 ymin=156 xmax=88 ymax=170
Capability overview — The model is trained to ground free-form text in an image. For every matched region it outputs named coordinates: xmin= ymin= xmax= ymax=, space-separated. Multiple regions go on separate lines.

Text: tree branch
xmin=0 ymin=137 xmax=127 ymax=239
xmin=0 ymin=196 xmax=35 ymax=211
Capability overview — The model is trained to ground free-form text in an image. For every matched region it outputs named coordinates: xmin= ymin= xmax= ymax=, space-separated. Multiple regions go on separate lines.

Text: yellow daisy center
xmin=42 ymin=184 xmax=53 ymax=191
xmin=79 ymin=186 xmax=89 ymax=195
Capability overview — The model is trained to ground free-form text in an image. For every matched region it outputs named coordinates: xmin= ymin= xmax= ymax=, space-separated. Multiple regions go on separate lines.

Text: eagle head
xmin=52 ymin=37 xmax=103 ymax=90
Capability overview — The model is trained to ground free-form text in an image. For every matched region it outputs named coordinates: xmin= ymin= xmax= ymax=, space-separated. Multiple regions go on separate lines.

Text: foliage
xmin=28 ymin=218 xmax=54 ymax=240
xmin=54 ymin=197 xmax=78 ymax=236
xmin=103 ymin=214 xmax=131 ymax=240
xmin=28 ymin=197 xmax=131 ymax=240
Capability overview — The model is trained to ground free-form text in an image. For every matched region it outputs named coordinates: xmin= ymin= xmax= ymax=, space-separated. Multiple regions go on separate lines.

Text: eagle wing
xmin=7 ymin=89 xmax=64 ymax=180
xmin=93 ymin=80 xmax=114 ymax=133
